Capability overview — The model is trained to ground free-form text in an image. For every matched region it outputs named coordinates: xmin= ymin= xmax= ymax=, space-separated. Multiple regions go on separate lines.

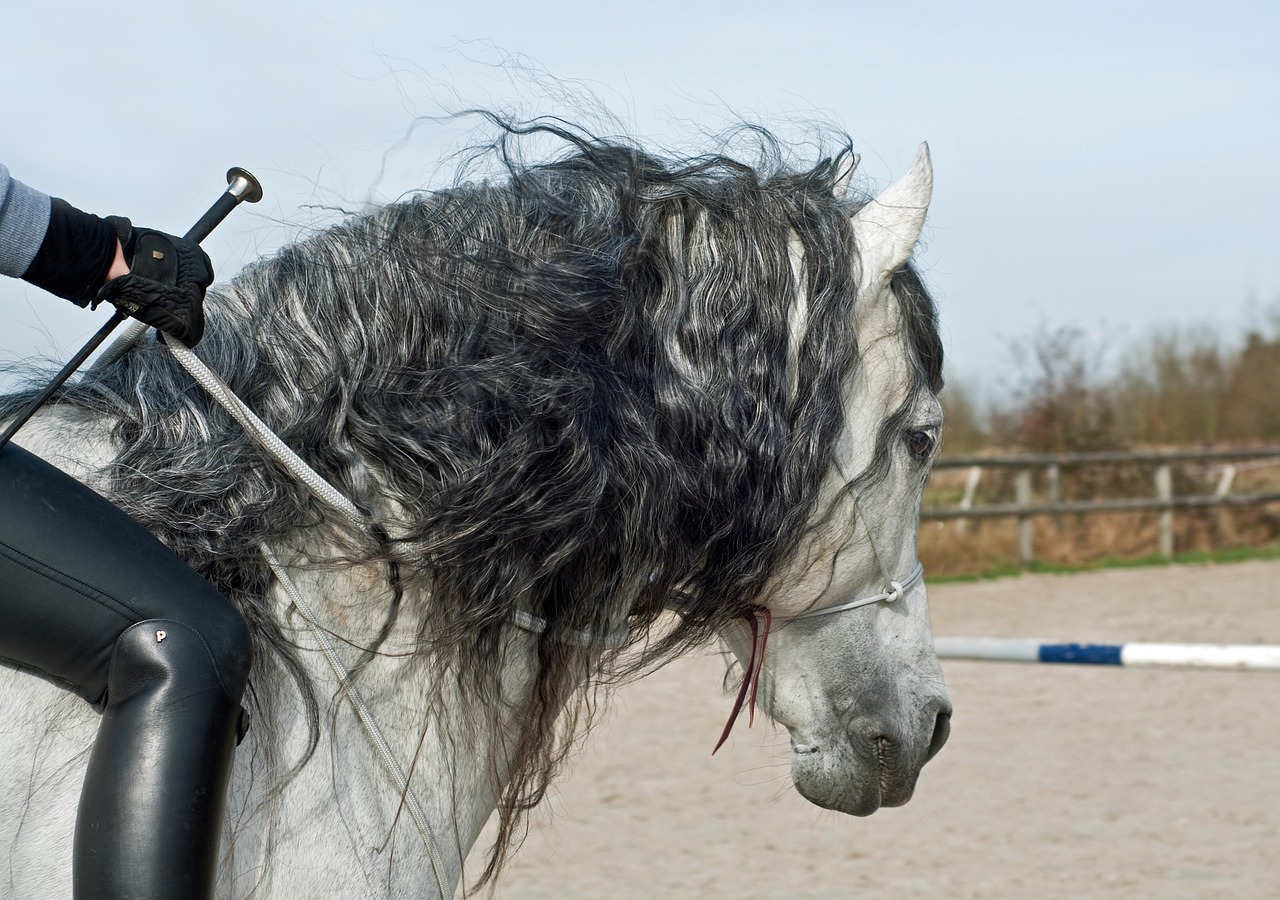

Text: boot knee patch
xmin=108 ymin=619 xmax=241 ymax=707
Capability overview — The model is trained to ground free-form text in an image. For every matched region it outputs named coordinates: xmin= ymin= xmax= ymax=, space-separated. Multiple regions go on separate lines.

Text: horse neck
xmin=265 ymin=536 xmax=544 ymax=883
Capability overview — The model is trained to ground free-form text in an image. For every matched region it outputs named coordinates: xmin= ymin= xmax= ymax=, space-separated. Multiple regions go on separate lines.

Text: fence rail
xmin=921 ymin=447 xmax=1280 ymax=566
xmin=935 ymin=448 xmax=1280 ymax=468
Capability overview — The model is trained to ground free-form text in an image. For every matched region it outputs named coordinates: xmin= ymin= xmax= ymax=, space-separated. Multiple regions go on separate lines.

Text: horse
xmin=0 ymin=120 xmax=951 ymax=897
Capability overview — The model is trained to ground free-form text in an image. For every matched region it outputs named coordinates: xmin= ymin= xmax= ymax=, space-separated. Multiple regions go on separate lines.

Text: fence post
xmin=1015 ymin=469 xmax=1033 ymax=567
xmin=1155 ymin=463 xmax=1173 ymax=560
xmin=1047 ymin=463 xmax=1062 ymax=532
xmin=1215 ymin=464 xmax=1238 ymax=542
xmin=1215 ymin=464 xmax=1236 ymax=497
xmin=957 ymin=465 xmax=982 ymax=533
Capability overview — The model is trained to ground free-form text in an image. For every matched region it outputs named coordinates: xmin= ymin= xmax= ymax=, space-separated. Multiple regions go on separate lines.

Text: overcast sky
xmin=3 ymin=0 xmax=1277 ymax=397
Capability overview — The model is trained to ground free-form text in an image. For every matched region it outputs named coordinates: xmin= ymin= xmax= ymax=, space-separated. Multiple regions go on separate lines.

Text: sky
xmin=2 ymin=0 xmax=1277 ymax=398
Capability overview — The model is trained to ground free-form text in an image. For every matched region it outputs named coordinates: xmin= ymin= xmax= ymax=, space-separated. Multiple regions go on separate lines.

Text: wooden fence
xmin=921 ymin=448 xmax=1280 ymax=567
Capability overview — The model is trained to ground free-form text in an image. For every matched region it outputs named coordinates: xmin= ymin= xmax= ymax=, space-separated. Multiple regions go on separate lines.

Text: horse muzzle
xmin=788 ymin=700 xmax=951 ymax=816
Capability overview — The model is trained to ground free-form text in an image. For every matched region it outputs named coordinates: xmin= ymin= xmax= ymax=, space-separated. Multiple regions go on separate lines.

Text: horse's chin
xmin=788 ymin=714 xmax=950 ymax=816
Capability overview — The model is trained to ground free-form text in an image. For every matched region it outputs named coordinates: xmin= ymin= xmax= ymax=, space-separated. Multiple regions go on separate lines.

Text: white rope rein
xmin=87 ymin=318 xmax=149 ymax=374
xmin=162 ymin=336 xmax=365 ymax=527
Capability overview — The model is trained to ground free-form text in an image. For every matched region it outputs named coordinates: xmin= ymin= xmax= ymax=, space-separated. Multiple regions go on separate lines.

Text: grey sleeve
xmin=0 ymin=163 xmax=53 ymax=278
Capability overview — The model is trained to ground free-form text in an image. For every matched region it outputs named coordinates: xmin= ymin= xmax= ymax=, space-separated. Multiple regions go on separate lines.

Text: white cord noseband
xmin=786 ymin=561 xmax=925 ymax=620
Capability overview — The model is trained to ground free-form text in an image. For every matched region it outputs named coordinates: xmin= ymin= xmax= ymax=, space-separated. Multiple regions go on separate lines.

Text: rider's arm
xmin=1 ymin=163 xmax=123 ymax=304
xmin=0 ymin=163 xmax=55 ymax=279
xmin=0 ymin=163 xmax=211 ymax=347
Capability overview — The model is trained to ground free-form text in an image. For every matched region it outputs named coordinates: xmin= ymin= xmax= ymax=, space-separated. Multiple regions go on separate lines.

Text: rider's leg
xmin=0 ymin=443 xmax=251 ymax=899
xmin=74 ymin=618 xmax=247 ymax=899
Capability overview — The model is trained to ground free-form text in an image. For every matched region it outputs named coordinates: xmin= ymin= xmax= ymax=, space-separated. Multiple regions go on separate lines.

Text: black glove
xmin=93 ymin=218 xmax=213 ymax=348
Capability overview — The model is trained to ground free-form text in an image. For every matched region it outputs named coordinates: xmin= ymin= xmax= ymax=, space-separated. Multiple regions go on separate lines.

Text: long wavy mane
xmin=4 ymin=118 xmax=942 ymax=884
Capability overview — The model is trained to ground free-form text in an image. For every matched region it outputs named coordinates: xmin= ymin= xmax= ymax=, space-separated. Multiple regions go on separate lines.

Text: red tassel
xmin=747 ymin=607 xmax=771 ymax=727
xmin=712 ymin=607 xmax=772 ymax=754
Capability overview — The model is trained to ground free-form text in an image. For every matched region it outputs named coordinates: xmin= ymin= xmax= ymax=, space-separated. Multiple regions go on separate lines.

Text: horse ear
xmin=832 ymin=151 xmax=860 ymax=199
xmin=850 ymin=142 xmax=932 ymax=287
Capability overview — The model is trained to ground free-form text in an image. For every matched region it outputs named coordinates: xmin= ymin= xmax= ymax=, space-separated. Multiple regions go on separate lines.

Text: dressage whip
xmin=0 ymin=167 xmax=263 ymax=451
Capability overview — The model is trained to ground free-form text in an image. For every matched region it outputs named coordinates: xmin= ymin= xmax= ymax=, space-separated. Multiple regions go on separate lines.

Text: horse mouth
xmin=789 ymin=737 xmax=912 ymax=816
xmin=789 ymin=710 xmax=950 ymax=816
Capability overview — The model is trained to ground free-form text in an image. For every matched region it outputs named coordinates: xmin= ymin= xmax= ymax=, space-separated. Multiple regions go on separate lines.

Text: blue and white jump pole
xmin=934 ymin=637 xmax=1280 ymax=671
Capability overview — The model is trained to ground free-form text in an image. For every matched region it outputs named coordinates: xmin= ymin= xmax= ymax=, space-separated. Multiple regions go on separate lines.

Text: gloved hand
xmin=93 ymin=218 xmax=213 ymax=347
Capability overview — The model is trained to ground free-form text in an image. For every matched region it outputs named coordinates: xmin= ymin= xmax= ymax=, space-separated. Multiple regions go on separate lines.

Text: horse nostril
xmin=926 ymin=711 xmax=951 ymax=761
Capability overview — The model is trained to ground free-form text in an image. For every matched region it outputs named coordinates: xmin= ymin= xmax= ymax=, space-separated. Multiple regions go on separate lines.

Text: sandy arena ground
xmin=474 ymin=559 xmax=1280 ymax=899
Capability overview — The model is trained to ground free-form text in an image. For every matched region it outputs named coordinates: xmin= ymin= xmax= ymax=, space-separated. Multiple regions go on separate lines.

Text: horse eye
xmin=905 ymin=430 xmax=935 ymax=462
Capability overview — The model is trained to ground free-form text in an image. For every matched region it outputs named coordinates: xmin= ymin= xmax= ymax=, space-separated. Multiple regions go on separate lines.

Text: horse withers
xmin=0 ymin=122 xmax=950 ymax=897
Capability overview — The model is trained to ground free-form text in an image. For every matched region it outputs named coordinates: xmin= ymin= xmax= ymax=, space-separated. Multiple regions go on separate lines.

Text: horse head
xmin=718 ymin=145 xmax=951 ymax=815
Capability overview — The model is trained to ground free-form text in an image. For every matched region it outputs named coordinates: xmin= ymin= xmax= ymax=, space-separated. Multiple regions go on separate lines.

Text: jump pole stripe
xmin=933 ymin=637 xmax=1280 ymax=671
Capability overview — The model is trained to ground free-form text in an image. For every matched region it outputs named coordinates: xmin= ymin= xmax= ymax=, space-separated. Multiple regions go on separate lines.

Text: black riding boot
xmin=73 ymin=619 xmax=248 ymax=900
